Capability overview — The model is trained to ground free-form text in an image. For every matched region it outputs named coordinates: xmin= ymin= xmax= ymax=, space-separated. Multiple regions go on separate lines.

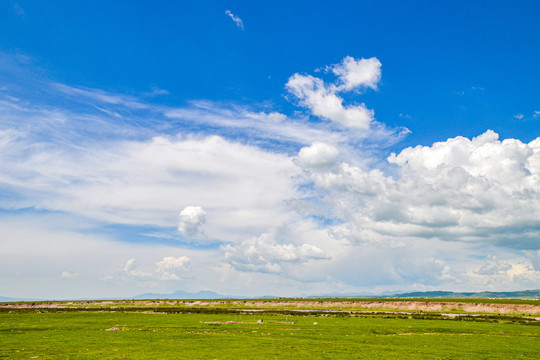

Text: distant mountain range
xmin=0 ymin=296 xmax=41 ymax=302
xmin=2 ymin=289 xmax=539 ymax=302
xmin=131 ymin=289 xmax=540 ymax=300
xmin=132 ymin=290 xmax=227 ymax=300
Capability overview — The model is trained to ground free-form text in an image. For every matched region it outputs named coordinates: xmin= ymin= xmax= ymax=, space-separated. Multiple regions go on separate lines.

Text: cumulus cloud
xmin=286 ymin=57 xmax=381 ymax=129
xmin=473 ymin=255 xmax=512 ymax=276
xmin=155 ymin=256 xmax=190 ymax=271
xmin=155 ymin=256 xmax=190 ymax=280
xmin=329 ymin=56 xmax=382 ymax=91
xmin=178 ymin=206 xmax=207 ymax=237
xmin=299 ymin=130 xmax=540 ymax=251
xmin=286 ymin=74 xmax=374 ymax=129
xmin=464 ymin=255 xmax=540 ymax=290
xmin=223 ymin=232 xmax=329 ymax=274
xmin=118 ymin=256 xmax=191 ymax=282
xmin=225 ymin=10 xmax=244 ymax=30
xmin=297 ymin=142 xmax=340 ymax=172
xmin=121 ymin=258 xmax=149 ymax=279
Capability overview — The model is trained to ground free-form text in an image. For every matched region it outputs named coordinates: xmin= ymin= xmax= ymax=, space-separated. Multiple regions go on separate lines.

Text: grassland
xmin=1 ymin=299 xmax=539 ymax=359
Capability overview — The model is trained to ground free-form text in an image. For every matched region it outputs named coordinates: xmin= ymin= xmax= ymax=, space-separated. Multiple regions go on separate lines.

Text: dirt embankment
xmin=1 ymin=299 xmax=538 ymax=315
xmin=181 ymin=300 xmax=539 ymax=315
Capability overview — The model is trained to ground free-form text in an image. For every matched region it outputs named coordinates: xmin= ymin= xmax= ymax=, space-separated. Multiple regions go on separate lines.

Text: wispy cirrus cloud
xmin=12 ymin=3 xmax=25 ymax=17
xmin=53 ymin=83 xmax=150 ymax=110
xmin=225 ymin=10 xmax=244 ymax=30
xmin=513 ymin=111 xmax=540 ymax=121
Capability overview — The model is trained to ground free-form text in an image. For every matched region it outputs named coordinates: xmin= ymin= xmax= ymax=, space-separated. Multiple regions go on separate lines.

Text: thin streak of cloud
xmin=225 ymin=10 xmax=244 ymax=30
xmin=13 ymin=3 xmax=25 ymax=16
xmin=52 ymin=83 xmax=149 ymax=110
xmin=145 ymin=86 xmax=170 ymax=97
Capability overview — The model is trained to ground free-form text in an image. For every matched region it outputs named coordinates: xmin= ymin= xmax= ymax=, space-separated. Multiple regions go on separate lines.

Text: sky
xmin=0 ymin=0 xmax=539 ymax=299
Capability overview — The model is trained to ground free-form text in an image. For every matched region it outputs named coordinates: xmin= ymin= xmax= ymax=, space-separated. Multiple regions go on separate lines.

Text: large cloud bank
xmin=1 ymin=54 xmax=539 ymax=297
xmin=302 ymin=130 xmax=540 ymax=250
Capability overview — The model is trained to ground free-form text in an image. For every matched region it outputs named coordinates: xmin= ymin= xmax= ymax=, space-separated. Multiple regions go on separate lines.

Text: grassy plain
xmin=1 ymin=300 xmax=539 ymax=359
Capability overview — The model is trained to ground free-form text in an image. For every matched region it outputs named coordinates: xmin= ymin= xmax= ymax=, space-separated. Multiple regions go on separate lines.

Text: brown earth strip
xmin=1 ymin=299 xmax=539 ymax=315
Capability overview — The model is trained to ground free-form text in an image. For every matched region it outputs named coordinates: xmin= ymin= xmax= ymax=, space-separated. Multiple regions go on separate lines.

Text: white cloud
xmin=223 ymin=232 xmax=329 ymax=274
xmin=330 ymin=56 xmax=382 ymax=91
xmin=178 ymin=206 xmax=207 ymax=237
xmin=119 ymin=256 xmax=190 ymax=282
xmin=61 ymin=271 xmax=78 ymax=279
xmin=0 ymin=212 xmax=219 ymax=299
xmin=155 ymin=256 xmax=190 ymax=271
xmin=286 ymin=73 xmax=374 ymax=129
xmin=0 ymin=132 xmax=300 ymax=241
xmin=3 ymin=51 xmax=540 ymax=297
xmin=297 ymin=142 xmax=340 ymax=172
xmin=155 ymin=256 xmax=190 ymax=281
xmin=53 ymin=83 xmax=149 ymax=110
xmin=525 ymin=250 xmax=540 ymax=271
xmin=225 ymin=10 xmax=244 ymax=30
xmin=0 ymin=77 xmax=406 ymax=164
xmin=124 ymin=258 xmax=136 ymax=272
xmin=464 ymin=255 xmax=540 ymax=290
xmin=145 ymin=86 xmax=170 ymax=97
xmin=286 ymin=57 xmax=382 ymax=130
xmin=514 ymin=113 xmax=524 ymax=120
xmin=299 ymin=130 xmax=540 ymax=250
xmin=165 ymin=101 xmax=352 ymax=147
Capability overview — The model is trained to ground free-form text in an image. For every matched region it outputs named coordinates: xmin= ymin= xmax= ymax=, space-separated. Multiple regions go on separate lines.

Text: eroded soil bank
xmin=2 ymin=299 xmax=539 ymax=315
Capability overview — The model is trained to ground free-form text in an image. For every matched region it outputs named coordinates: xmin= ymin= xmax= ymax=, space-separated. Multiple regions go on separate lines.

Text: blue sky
xmin=0 ymin=1 xmax=539 ymax=299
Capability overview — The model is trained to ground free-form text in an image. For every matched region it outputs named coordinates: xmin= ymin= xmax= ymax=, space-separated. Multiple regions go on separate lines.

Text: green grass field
xmin=1 ymin=305 xmax=539 ymax=359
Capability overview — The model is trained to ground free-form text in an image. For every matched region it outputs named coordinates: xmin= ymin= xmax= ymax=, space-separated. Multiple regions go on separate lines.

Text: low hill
xmin=390 ymin=289 xmax=540 ymax=299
